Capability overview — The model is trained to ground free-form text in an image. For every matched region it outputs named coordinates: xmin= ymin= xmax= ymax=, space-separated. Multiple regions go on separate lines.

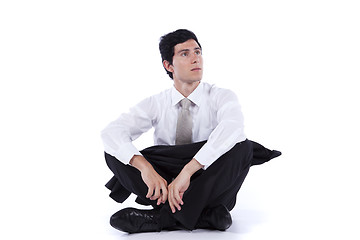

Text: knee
xmin=104 ymin=152 xmax=116 ymax=169
xmin=235 ymin=139 xmax=252 ymax=151
xmin=230 ymin=139 xmax=253 ymax=159
xmin=104 ymin=152 xmax=129 ymax=174
xmin=219 ymin=139 xmax=253 ymax=169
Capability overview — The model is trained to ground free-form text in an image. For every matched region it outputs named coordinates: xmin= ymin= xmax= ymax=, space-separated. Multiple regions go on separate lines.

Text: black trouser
xmin=104 ymin=139 xmax=280 ymax=230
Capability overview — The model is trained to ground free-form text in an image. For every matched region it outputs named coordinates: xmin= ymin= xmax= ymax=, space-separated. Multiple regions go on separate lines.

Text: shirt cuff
xmin=193 ymin=144 xmax=219 ymax=170
xmin=107 ymin=142 xmax=142 ymax=165
xmin=194 ymin=135 xmax=246 ymax=170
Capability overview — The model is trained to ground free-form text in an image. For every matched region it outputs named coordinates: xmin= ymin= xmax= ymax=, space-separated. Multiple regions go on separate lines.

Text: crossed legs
xmin=105 ymin=140 xmax=253 ymax=232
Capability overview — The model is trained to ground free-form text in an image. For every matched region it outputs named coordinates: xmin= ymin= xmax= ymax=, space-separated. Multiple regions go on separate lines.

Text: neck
xmin=173 ymin=80 xmax=201 ymax=98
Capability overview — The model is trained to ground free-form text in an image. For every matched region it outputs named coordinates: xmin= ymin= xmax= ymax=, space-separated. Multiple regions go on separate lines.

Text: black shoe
xmin=196 ymin=205 xmax=232 ymax=231
xmin=110 ymin=208 xmax=162 ymax=233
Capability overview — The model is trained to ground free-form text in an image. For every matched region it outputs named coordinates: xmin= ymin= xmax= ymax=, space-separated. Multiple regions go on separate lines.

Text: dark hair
xmin=159 ymin=29 xmax=202 ymax=79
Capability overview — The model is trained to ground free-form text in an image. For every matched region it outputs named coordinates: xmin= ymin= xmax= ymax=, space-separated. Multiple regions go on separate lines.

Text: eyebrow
xmin=177 ymin=47 xmax=202 ymax=54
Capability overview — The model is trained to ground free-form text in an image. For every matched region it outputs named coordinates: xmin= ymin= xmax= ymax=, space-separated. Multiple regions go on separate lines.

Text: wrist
xmin=130 ymin=155 xmax=151 ymax=172
xmin=183 ymin=158 xmax=204 ymax=176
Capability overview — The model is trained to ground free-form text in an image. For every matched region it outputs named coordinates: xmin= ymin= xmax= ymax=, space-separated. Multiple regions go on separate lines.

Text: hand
xmin=130 ymin=155 xmax=168 ymax=205
xmin=167 ymin=158 xmax=204 ymax=213
xmin=141 ymin=166 xmax=168 ymax=205
xmin=168 ymin=170 xmax=191 ymax=213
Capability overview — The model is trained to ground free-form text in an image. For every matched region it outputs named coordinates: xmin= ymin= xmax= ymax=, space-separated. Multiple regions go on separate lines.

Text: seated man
xmin=101 ymin=29 xmax=280 ymax=233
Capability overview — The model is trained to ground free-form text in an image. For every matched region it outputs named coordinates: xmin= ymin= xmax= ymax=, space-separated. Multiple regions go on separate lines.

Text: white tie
xmin=175 ymin=98 xmax=193 ymax=145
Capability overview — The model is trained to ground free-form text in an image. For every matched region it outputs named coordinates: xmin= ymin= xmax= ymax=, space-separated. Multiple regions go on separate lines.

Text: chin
xmin=190 ymin=75 xmax=203 ymax=82
xmin=190 ymin=78 xmax=202 ymax=83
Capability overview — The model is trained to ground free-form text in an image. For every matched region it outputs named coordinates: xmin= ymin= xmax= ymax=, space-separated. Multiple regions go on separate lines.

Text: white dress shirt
xmin=101 ymin=82 xmax=246 ymax=169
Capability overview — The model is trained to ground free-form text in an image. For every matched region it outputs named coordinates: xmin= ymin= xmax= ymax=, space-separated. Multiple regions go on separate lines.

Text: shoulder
xmin=135 ymin=87 xmax=171 ymax=113
xmin=202 ymin=82 xmax=239 ymax=102
xmin=144 ymin=87 xmax=172 ymax=104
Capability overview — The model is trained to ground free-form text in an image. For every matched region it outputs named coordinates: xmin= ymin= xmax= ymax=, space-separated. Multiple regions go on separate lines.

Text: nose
xmin=191 ymin=53 xmax=201 ymax=64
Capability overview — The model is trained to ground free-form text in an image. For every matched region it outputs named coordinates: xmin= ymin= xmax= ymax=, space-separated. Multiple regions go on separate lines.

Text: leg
xmin=104 ymin=153 xmax=184 ymax=232
xmin=104 ymin=152 xmax=173 ymax=208
xmin=169 ymin=140 xmax=253 ymax=230
xmin=105 ymin=139 xmax=278 ymax=232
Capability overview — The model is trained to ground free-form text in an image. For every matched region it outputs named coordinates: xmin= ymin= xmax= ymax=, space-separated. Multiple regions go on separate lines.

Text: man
xmin=101 ymin=29 xmax=280 ymax=233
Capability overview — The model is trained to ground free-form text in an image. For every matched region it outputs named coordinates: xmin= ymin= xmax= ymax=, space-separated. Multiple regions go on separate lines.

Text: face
xmin=164 ymin=39 xmax=203 ymax=84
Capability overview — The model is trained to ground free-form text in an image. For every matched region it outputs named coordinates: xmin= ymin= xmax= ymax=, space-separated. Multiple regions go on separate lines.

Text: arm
xmin=101 ymin=97 xmax=156 ymax=165
xmin=101 ymin=96 xmax=167 ymax=204
xmin=194 ymin=88 xmax=246 ymax=169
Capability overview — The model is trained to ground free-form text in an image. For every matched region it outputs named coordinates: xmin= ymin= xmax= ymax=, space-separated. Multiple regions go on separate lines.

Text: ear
xmin=163 ymin=60 xmax=174 ymax=73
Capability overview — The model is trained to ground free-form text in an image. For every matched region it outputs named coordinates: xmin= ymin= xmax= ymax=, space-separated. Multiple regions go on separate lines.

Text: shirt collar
xmin=187 ymin=82 xmax=202 ymax=106
xmin=171 ymin=81 xmax=203 ymax=107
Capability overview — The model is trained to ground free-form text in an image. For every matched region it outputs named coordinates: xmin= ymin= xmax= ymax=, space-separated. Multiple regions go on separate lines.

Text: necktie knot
xmin=180 ymin=98 xmax=191 ymax=110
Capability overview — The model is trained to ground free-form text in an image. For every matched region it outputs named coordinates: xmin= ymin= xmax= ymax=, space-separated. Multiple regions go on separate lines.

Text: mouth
xmin=191 ymin=68 xmax=202 ymax=71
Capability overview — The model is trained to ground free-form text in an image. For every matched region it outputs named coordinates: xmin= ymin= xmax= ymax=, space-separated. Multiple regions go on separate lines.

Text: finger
xmin=161 ymin=184 xmax=168 ymax=203
xmin=173 ymin=190 xmax=182 ymax=211
xmin=157 ymin=197 xmax=162 ymax=206
xmin=179 ymin=192 xmax=184 ymax=202
xmin=146 ymin=186 xmax=153 ymax=199
xmin=174 ymin=188 xmax=184 ymax=205
xmin=169 ymin=187 xmax=180 ymax=211
xmin=151 ymin=186 xmax=161 ymax=200
xmin=168 ymin=189 xmax=176 ymax=213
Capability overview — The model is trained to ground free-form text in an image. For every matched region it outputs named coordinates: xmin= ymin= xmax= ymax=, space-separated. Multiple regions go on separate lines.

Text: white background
xmin=1 ymin=0 xmax=359 ymax=239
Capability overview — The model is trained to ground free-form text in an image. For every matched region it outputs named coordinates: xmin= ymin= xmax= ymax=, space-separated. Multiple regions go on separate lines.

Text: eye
xmin=181 ymin=52 xmax=189 ymax=57
xmin=195 ymin=50 xmax=202 ymax=55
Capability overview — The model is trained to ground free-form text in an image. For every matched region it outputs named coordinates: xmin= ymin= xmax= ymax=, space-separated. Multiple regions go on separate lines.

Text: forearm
xmin=101 ymin=100 xmax=153 ymax=164
xmin=182 ymin=158 xmax=204 ymax=176
xmin=130 ymin=155 xmax=168 ymax=204
xmin=194 ymin=120 xmax=245 ymax=169
xmin=130 ymin=155 xmax=153 ymax=172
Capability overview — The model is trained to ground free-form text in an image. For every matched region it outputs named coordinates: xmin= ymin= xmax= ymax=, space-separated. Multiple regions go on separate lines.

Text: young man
xmin=101 ymin=29 xmax=280 ymax=233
